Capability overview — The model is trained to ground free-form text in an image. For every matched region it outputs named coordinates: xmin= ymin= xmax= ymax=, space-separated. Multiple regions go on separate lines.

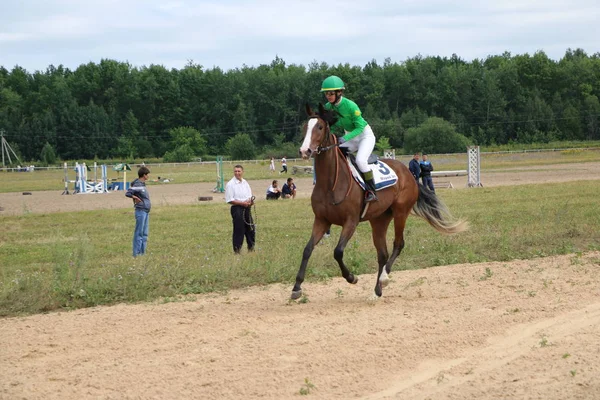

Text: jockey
xmin=321 ymin=75 xmax=378 ymax=202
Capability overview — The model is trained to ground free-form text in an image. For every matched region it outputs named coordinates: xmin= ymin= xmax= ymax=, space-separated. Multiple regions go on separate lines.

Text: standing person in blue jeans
xmin=126 ymin=166 xmax=151 ymax=257
xmin=420 ymin=153 xmax=435 ymax=192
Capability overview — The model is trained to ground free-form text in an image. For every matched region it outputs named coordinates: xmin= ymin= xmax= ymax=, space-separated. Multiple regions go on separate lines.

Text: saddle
xmin=340 ymin=147 xmax=379 ymax=166
xmin=343 ymin=152 xmax=398 ymax=192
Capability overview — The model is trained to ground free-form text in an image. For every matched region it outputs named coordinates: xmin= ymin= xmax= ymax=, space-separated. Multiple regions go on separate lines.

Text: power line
xmin=1 ymin=122 xmax=302 ymax=140
xmin=3 ymin=112 xmax=599 ymax=141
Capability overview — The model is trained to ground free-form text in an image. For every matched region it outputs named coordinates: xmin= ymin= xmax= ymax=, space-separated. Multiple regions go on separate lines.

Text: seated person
xmin=281 ymin=177 xmax=297 ymax=199
xmin=266 ymin=180 xmax=281 ymax=200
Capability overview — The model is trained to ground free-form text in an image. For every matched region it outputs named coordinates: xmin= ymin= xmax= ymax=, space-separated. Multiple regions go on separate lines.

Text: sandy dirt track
xmin=1 ymin=254 xmax=599 ymax=399
xmin=1 ymin=162 xmax=600 ymax=399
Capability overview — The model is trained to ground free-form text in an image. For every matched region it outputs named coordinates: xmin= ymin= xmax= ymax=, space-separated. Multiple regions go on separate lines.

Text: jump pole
xmin=102 ymin=164 xmax=108 ymax=192
xmin=77 ymin=163 xmax=86 ymax=193
xmin=214 ymin=156 xmax=224 ymax=193
xmin=88 ymin=162 xmax=108 ymax=193
xmin=90 ymin=162 xmax=107 ymax=193
xmin=81 ymin=163 xmax=88 ymax=193
xmin=74 ymin=162 xmax=81 ymax=193
xmin=467 ymin=146 xmax=483 ymax=187
xmin=62 ymin=162 xmax=70 ymax=195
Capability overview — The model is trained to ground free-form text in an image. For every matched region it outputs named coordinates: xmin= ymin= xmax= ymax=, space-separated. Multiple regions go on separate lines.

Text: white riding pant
xmin=339 ymin=125 xmax=376 ymax=173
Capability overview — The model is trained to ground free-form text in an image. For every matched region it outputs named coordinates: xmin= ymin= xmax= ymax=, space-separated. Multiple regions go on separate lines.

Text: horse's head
xmin=299 ymin=103 xmax=338 ymax=159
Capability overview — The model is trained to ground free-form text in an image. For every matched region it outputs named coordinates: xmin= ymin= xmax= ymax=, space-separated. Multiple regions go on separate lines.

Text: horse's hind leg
xmin=385 ymin=210 xmax=410 ymax=275
xmin=291 ymin=219 xmax=331 ymax=300
xmin=370 ymin=214 xmax=393 ymax=298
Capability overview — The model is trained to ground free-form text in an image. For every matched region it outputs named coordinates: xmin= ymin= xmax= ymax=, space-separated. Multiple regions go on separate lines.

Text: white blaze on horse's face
xmin=299 ymin=118 xmax=318 ymax=159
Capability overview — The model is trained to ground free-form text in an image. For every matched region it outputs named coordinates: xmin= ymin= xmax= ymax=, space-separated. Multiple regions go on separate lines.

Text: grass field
xmin=1 ymin=179 xmax=599 ymax=317
xmin=2 ymin=148 xmax=600 ymax=193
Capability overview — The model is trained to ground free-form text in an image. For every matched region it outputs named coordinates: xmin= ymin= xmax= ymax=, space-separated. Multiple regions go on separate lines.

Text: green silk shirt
xmin=324 ymin=97 xmax=369 ymax=141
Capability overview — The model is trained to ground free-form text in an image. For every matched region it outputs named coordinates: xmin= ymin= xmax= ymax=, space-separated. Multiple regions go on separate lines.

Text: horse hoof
xmin=350 ymin=275 xmax=359 ymax=285
xmin=367 ymin=293 xmax=380 ymax=302
xmin=291 ymin=290 xmax=303 ymax=300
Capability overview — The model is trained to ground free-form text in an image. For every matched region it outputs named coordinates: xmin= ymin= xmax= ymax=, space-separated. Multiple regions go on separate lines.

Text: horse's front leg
xmin=291 ymin=221 xmax=330 ymax=300
xmin=333 ymin=222 xmax=360 ymax=286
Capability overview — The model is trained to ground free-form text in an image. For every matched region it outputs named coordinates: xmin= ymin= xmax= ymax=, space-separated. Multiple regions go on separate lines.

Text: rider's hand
xmin=338 ymin=137 xmax=347 ymax=145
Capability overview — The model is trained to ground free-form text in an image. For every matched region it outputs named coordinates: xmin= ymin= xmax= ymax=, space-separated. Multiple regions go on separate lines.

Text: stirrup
xmin=365 ymin=191 xmax=378 ymax=202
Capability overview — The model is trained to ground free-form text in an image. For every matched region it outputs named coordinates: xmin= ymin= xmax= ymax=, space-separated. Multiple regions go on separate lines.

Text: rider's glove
xmin=338 ymin=137 xmax=347 ymax=145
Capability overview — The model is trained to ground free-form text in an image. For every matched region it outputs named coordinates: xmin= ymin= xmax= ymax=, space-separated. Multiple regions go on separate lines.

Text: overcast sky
xmin=1 ymin=0 xmax=598 ymax=73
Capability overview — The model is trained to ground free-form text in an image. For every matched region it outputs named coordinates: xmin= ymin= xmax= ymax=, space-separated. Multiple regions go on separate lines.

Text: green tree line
xmin=1 ymin=48 xmax=599 ymax=163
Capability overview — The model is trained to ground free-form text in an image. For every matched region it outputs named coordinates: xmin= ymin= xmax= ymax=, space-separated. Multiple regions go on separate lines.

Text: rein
xmin=312 ymin=118 xmax=352 ymax=205
xmin=243 ymin=196 xmax=257 ymax=231
xmin=316 ymin=143 xmax=339 ymax=153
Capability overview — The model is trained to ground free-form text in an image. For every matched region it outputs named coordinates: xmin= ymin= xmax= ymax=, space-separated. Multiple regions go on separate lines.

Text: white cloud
xmin=0 ymin=0 xmax=597 ymax=71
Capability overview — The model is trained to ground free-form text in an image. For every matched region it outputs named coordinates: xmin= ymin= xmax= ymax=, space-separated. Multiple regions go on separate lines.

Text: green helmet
xmin=320 ymin=75 xmax=345 ymax=92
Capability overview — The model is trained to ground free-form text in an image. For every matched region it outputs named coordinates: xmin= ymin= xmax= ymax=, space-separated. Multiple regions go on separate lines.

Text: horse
xmin=292 ymin=103 xmax=468 ymax=301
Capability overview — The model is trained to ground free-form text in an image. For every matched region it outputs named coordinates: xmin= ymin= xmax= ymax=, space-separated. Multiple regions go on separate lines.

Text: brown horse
xmin=292 ymin=103 xmax=468 ymax=300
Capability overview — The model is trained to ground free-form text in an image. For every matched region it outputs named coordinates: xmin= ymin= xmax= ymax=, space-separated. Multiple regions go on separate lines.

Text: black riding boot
xmin=363 ymin=171 xmax=378 ymax=202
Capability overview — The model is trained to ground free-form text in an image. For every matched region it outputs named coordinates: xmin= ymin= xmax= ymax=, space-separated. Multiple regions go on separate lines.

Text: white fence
xmin=2 ymin=146 xmax=600 ymax=172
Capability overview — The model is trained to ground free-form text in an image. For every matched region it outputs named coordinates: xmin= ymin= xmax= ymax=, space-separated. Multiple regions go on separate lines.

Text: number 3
xmin=377 ymin=162 xmax=390 ymax=175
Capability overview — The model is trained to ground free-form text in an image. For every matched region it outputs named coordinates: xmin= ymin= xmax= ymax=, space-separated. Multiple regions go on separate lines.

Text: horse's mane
xmin=318 ymin=106 xmax=339 ymax=127
xmin=306 ymin=102 xmax=340 ymax=127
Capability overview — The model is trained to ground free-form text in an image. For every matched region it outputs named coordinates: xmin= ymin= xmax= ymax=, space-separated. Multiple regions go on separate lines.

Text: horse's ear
xmin=318 ymin=102 xmax=325 ymax=115
xmin=305 ymin=103 xmax=313 ymax=116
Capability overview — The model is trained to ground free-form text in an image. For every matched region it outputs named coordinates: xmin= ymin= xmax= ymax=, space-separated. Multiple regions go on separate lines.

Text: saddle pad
xmin=347 ymin=159 xmax=398 ymax=191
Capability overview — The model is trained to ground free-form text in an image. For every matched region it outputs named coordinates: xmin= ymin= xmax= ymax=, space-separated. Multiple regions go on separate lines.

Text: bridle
xmin=309 ymin=115 xmax=336 ymax=153
xmin=309 ymin=115 xmax=352 ymax=205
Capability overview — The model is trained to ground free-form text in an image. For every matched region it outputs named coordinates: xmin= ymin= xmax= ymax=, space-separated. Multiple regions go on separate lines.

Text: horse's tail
xmin=412 ymin=184 xmax=468 ymax=234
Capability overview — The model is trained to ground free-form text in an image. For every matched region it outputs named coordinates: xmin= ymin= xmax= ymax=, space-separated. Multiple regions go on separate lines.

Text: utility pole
xmin=1 ymin=129 xmax=21 ymax=167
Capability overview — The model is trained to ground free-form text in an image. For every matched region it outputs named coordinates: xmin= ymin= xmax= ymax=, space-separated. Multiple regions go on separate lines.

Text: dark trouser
xmin=281 ymin=165 xmax=287 ymax=173
xmin=231 ymin=205 xmax=255 ymax=253
xmin=422 ymin=176 xmax=435 ymax=192
xmin=266 ymin=192 xmax=281 ymax=200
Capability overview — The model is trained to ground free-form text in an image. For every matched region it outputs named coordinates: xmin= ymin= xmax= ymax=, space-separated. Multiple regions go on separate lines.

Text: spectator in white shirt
xmin=266 ymin=180 xmax=281 ymax=200
xmin=280 ymin=157 xmax=287 ymax=174
xmin=225 ymin=164 xmax=255 ymax=254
